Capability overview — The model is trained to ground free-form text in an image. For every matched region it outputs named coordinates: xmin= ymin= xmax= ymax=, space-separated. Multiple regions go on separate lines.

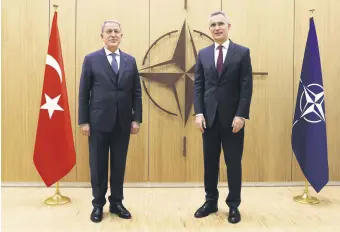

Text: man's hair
xmin=209 ymin=10 xmax=230 ymax=24
xmin=101 ymin=20 xmax=122 ymax=33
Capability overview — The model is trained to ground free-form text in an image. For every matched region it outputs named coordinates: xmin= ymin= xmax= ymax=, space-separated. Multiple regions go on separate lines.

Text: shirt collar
xmin=104 ymin=47 xmax=120 ymax=57
xmin=214 ymin=39 xmax=230 ymax=50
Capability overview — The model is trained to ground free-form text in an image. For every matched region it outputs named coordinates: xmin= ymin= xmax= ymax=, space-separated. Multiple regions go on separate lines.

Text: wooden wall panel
xmin=1 ymin=0 xmax=49 ymax=181
xmin=1 ymin=0 xmax=77 ymax=182
xmin=75 ymin=0 xmax=149 ymax=182
xmin=147 ymin=0 xmax=221 ymax=182
xmin=220 ymin=0 xmax=294 ymax=182
xmin=293 ymin=0 xmax=340 ymax=181
xmin=147 ymin=0 xmax=189 ymax=182
xmin=184 ymin=1 xmax=223 ymax=182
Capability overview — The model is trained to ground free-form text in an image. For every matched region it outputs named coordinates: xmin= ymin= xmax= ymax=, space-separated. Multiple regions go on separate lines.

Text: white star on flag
xmin=40 ymin=94 xmax=64 ymax=119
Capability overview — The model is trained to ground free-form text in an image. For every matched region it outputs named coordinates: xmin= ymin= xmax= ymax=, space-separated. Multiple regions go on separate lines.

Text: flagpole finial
xmin=309 ymin=9 xmax=315 ymax=18
xmin=53 ymin=4 xmax=59 ymax=12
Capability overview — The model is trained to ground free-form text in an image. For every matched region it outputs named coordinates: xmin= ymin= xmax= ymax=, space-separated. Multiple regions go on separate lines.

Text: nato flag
xmin=292 ymin=17 xmax=329 ymax=193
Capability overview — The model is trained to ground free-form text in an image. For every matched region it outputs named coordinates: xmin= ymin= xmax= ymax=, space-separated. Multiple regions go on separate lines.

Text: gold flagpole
xmin=43 ymin=4 xmax=71 ymax=206
xmin=293 ymin=179 xmax=319 ymax=204
xmin=44 ymin=182 xmax=71 ymax=205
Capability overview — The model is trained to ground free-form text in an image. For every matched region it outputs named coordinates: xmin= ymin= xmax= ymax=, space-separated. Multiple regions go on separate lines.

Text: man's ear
xmin=100 ymin=33 xmax=103 ymax=39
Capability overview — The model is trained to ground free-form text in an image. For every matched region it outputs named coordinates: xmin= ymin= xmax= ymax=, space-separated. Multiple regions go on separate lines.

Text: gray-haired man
xmin=78 ymin=20 xmax=142 ymax=222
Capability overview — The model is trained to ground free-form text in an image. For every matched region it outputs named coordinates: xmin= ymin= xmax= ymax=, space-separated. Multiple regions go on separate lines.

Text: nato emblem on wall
xmin=139 ymin=18 xmax=213 ymax=156
xmin=139 ymin=20 xmax=213 ymax=127
xmin=138 ymin=1 xmax=214 ymax=156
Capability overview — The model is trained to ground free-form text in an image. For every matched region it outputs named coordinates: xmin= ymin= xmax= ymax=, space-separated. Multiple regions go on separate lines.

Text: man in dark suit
xmin=78 ymin=20 xmax=142 ymax=223
xmin=193 ymin=11 xmax=252 ymax=224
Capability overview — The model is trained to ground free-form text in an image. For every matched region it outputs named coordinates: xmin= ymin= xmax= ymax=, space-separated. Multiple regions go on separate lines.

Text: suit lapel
xmin=207 ymin=44 xmax=218 ymax=78
xmin=118 ymin=51 xmax=127 ymax=85
xmin=99 ymin=48 xmax=117 ymax=85
xmin=220 ymin=41 xmax=236 ymax=77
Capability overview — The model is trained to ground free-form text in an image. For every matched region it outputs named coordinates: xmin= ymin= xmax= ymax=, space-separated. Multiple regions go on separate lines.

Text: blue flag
xmin=292 ymin=17 xmax=329 ymax=193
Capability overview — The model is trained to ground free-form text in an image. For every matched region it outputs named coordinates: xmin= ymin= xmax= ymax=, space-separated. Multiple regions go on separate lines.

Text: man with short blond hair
xmin=194 ymin=11 xmax=253 ymax=224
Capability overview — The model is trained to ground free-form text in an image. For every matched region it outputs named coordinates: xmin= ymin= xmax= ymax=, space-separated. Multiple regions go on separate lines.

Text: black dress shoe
xmin=228 ymin=208 xmax=241 ymax=224
xmin=109 ymin=203 xmax=132 ymax=219
xmin=194 ymin=201 xmax=218 ymax=218
xmin=90 ymin=207 xmax=103 ymax=223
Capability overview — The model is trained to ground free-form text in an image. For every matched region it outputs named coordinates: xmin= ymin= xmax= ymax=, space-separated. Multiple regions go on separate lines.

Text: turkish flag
xmin=33 ymin=12 xmax=76 ymax=187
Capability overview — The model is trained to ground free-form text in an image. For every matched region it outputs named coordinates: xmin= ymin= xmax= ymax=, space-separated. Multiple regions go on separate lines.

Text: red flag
xmin=33 ymin=12 xmax=76 ymax=187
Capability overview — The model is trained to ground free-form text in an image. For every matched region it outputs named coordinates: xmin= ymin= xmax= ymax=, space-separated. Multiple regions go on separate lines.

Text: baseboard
xmin=2 ymin=181 xmax=340 ymax=188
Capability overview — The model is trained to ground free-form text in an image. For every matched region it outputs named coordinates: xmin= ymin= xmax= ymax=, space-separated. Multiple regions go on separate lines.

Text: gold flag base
xmin=293 ymin=179 xmax=320 ymax=204
xmin=44 ymin=194 xmax=70 ymax=205
xmin=293 ymin=193 xmax=320 ymax=204
xmin=44 ymin=182 xmax=71 ymax=206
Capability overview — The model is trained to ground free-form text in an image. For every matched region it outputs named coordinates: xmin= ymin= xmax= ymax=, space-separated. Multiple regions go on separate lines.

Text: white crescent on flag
xmin=46 ymin=54 xmax=62 ymax=83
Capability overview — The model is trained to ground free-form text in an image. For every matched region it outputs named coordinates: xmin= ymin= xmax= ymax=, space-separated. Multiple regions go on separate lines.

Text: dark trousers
xmin=202 ymin=113 xmax=244 ymax=208
xmin=89 ymin=116 xmax=130 ymax=207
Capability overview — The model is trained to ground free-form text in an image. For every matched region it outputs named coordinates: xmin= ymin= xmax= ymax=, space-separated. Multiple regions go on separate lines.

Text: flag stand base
xmin=44 ymin=182 xmax=71 ymax=205
xmin=293 ymin=180 xmax=320 ymax=204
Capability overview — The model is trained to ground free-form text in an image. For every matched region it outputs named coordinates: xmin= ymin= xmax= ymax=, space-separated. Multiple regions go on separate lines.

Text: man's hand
xmin=195 ymin=115 xmax=206 ymax=133
xmin=80 ymin=123 xmax=90 ymax=136
xmin=130 ymin=121 xmax=140 ymax=134
xmin=232 ymin=116 xmax=245 ymax=133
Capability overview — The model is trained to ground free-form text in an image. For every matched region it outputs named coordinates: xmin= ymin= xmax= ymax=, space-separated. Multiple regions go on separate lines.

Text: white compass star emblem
xmin=300 ymin=83 xmax=325 ymax=123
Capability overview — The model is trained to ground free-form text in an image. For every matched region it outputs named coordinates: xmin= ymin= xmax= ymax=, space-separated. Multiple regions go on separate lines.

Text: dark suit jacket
xmin=78 ymin=48 xmax=142 ymax=133
xmin=194 ymin=41 xmax=253 ymax=128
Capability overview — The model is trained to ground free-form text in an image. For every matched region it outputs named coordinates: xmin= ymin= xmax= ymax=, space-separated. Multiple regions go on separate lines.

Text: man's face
xmin=101 ymin=22 xmax=123 ymax=49
xmin=209 ymin=14 xmax=230 ymax=44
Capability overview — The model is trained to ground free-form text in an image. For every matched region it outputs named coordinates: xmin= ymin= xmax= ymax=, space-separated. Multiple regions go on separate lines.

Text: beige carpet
xmin=1 ymin=186 xmax=340 ymax=231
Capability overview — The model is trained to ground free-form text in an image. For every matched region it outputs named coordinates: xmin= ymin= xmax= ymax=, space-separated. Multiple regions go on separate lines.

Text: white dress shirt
xmin=104 ymin=47 xmax=120 ymax=70
xmin=214 ymin=39 xmax=230 ymax=68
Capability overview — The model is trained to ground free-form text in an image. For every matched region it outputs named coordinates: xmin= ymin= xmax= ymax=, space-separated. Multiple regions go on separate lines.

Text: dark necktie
xmin=217 ymin=45 xmax=223 ymax=74
xmin=110 ymin=53 xmax=119 ymax=74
